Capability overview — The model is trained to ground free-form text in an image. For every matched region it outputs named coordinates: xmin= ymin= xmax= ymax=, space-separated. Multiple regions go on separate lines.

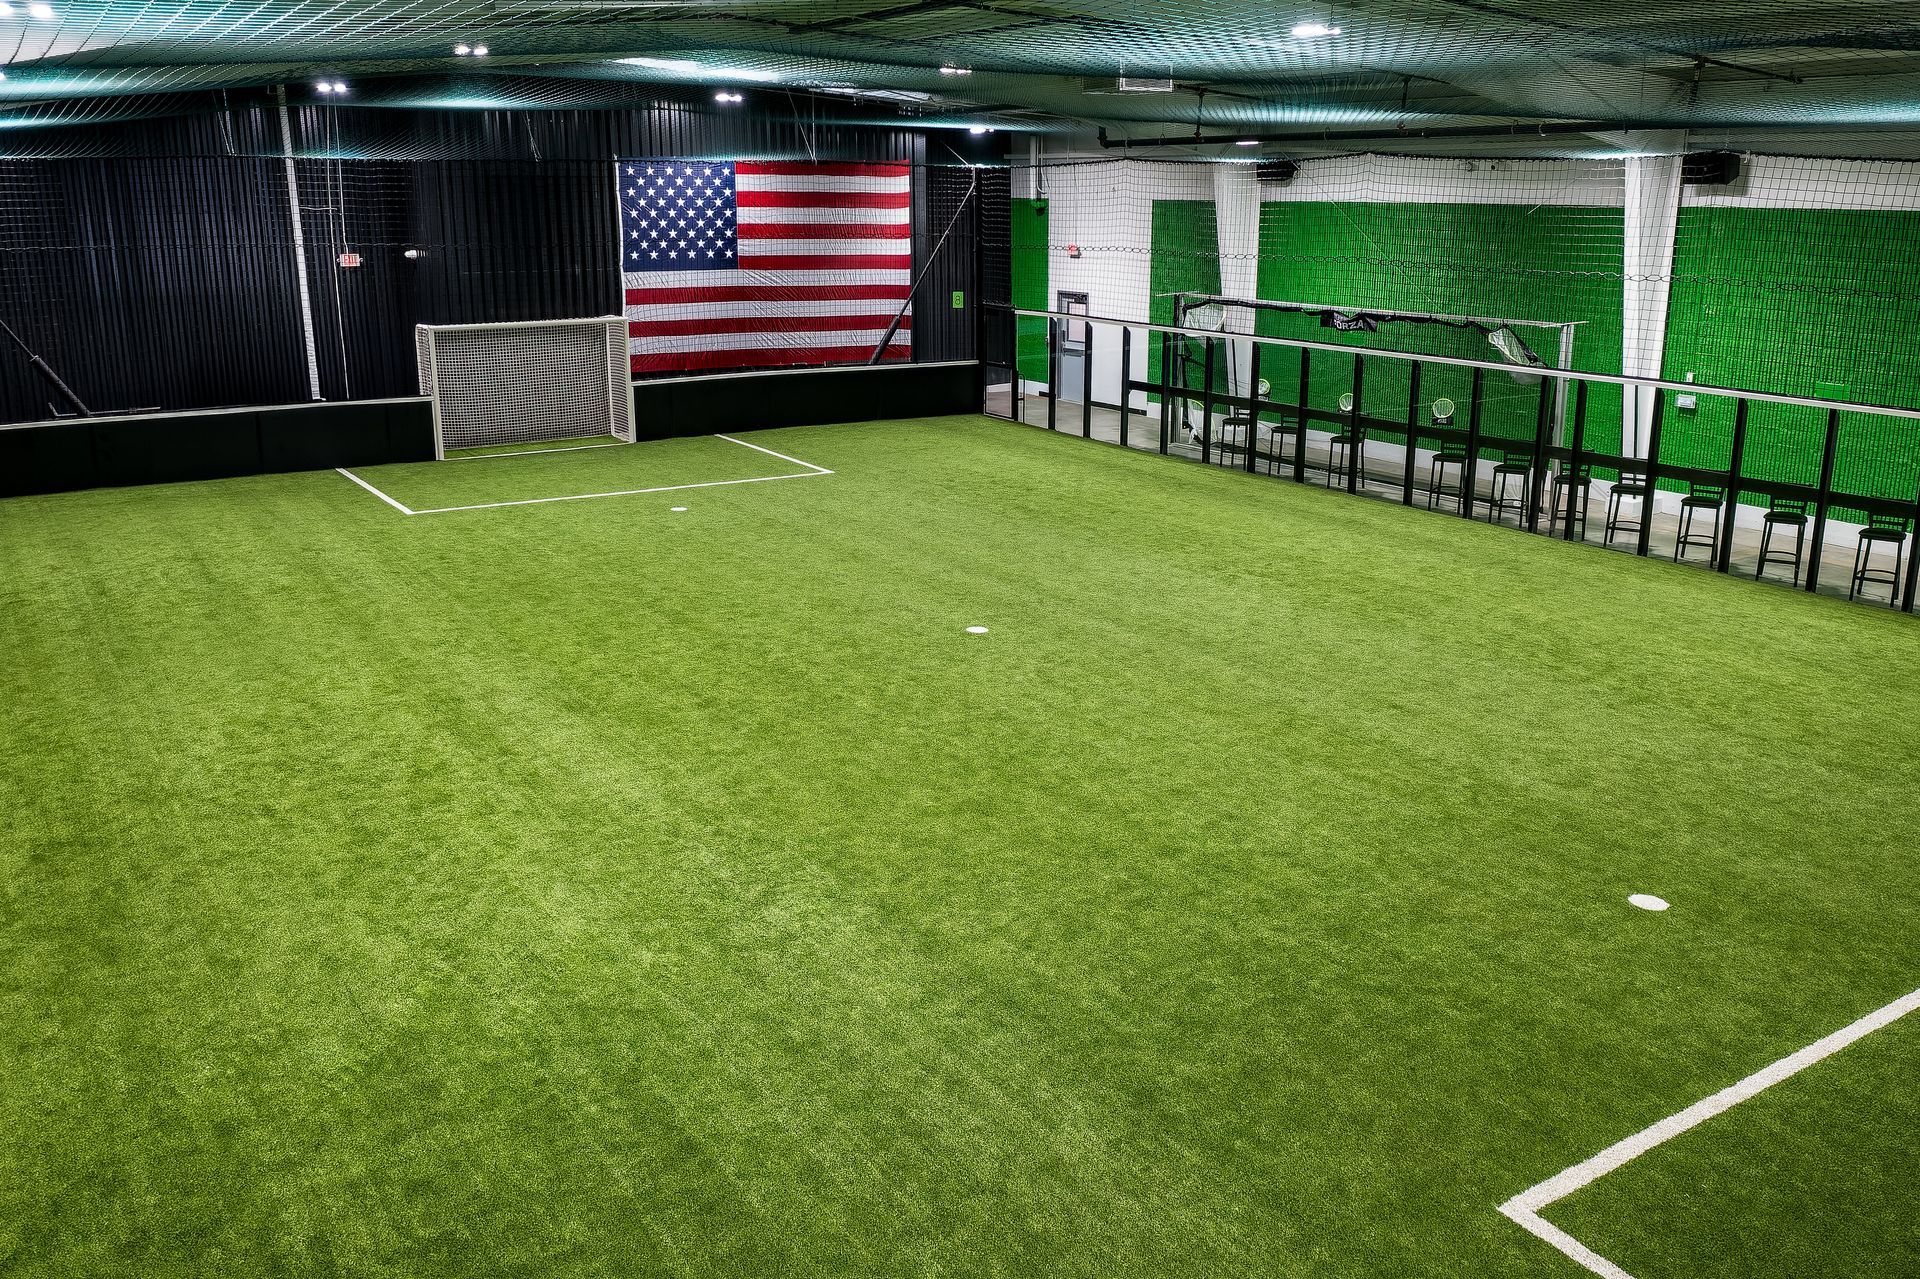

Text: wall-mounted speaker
xmin=1257 ymin=160 xmax=1298 ymax=185
xmin=1681 ymin=151 xmax=1742 ymax=186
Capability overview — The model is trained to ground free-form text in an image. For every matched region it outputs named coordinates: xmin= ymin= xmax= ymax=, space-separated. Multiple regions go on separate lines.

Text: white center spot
xmin=965 ymin=625 xmax=989 ymax=635
xmin=670 ymin=506 xmax=688 ymax=512
xmin=1628 ymin=894 xmax=1670 ymax=912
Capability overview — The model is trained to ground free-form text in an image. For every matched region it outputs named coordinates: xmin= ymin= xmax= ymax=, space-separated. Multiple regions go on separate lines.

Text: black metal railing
xmin=979 ymin=302 xmax=1920 ymax=614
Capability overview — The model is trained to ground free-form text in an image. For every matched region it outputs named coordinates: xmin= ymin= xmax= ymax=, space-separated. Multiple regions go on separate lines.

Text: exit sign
xmin=951 ymin=290 xmax=966 ymax=309
xmin=337 ymin=252 xmax=362 ymax=268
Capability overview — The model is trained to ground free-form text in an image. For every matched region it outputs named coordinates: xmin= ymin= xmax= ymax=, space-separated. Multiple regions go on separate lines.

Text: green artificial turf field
xmin=2 ymin=414 xmax=1915 ymax=1277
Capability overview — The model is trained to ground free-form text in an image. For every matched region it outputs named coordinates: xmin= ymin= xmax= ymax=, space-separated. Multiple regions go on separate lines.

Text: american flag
xmin=618 ymin=159 xmax=913 ymax=375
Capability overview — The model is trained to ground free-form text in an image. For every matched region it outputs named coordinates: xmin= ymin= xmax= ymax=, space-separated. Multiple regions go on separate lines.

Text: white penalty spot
xmin=965 ymin=625 xmax=989 ymax=635
xmin=1628 ymin=893 xmax=1670 ymax=912
xmin=670 ymin=506 xmax=688 ymax=512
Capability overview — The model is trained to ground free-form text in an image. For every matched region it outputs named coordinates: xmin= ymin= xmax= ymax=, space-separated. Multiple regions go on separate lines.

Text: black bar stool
xmin=1755 ymin=496 xmax=1811 ymax=585
xmin=1219 ymin=377 xmax=1269 ymax=468
xmin=1265 ymin=415 xmax=1303 ymax=477
xmin=1673 ymin=483 xmax=1727 ymax=563
xmin=1604 ymin=471 xmax=1650 ymax=547
xmin=1850 ymin=514 xmax=1909 ymax=606
xmin=1423 ymin=397 xmax=1464 ymax=511
xmin=1325 ymin=392 xmax=1360 ymax=489
xmin=1548 ymin=465 xmax=1593 ymax=541
xmin=1485 ymin=450 xmax=1530 ymax=526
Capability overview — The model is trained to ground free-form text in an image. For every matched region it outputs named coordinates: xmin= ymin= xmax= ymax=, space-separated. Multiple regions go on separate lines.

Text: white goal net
xmin=415 ymin=317 xmax=634 ymax=458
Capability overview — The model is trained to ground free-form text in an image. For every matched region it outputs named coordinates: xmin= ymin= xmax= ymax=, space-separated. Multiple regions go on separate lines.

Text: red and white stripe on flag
xmin=619 ymin=159 xmax=913 ymax=375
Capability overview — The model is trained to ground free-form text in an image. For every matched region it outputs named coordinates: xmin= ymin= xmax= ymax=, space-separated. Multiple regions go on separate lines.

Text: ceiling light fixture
xmin=967 ymin=124 xmax=991 ymax=135
xmin=714 ymin=90 xmax=743 ymax=103
xmin=618 ymin=56 xmax=700 ymax=72
xmin=1290 ymin=21 xmax=1341 ymax=37
xmin=472 ymin=44 xmax=488 ymax=55
xmin=1235 ymin=138 xmax=1259 ymax=146
xmin=454 ymin=43 xmax=471 ymax=54
xmin=27 ymin=1 xmax=56 ymax=17
xmin=0 ymin=3 xmax=13 ymax=15
xmin=939 ymin=66 xmax=971 ymax=76
xmin=618 ymin=55 xmax=779 ymax=82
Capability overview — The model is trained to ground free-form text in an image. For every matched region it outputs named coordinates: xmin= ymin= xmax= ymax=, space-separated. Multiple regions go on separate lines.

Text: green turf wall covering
xmin=1147 ymin=200 xmax=1224 ymax=399
xmin=1661 ymin=206 xmax=1920 ymax=512
xmin=1011 ymin=198 xmax=1050 ymax=383
xmin=1252 ymin=201 xmax=1626 ymax=455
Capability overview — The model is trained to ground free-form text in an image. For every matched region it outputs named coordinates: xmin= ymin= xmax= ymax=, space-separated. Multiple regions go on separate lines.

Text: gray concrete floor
xmin=981 ymin=387 xmax=1909 ymax=610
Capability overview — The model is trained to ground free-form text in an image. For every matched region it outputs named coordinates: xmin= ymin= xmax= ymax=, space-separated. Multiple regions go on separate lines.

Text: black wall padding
xmin=631 ymin=362 xmax=979 ymax=440
xmin=0 ymin=398 xmax=433 ymax=498
xmin=0 ymin=420 xmax=96 ymax=497
xmin=1 ymin=102 xmax=995 ymax=427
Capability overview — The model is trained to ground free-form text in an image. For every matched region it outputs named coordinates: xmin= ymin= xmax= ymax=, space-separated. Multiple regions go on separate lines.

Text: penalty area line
xmin=336 ymin=467 xmax=416 ymax=515
xmin=405 ymin=468 xmax=829 ymax=515
xmin=716 ymin=433 xmax=834 ymax=475
xmin=1498 ymin=985 xmax=1920 ymax=1279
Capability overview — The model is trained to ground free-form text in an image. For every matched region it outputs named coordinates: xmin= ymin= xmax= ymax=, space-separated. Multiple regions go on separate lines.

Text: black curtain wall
xmin=0 ymin=100 xmax=992 ymax=426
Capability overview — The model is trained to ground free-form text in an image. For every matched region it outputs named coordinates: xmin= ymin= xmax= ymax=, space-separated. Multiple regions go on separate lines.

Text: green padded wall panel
xmin=1253 ymin=201 xmax=1626 ymax=456
xmin=1147 ymin=199 xmax=1223 ymax=398
xmin=1010 ymin=198 xmax=1050 ymax=383
xmin=1662 ymin=206 xmax=1920 ymax=513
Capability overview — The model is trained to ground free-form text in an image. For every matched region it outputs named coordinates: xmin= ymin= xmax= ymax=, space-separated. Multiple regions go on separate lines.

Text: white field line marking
xmin=407 ymin=469 xmax=827 ymax=515
xmin=1499 ymin=985 xmax=1920 ymax=1279
xmin=445 ymin=440 xmax=629 ymax=461
xmin=338 ymin=434 xmax=834 ymax=515
xmin=335 ymin=467 xmax=416 ymax=515
xmin=715 ymin=433 xmax=835 ymax=475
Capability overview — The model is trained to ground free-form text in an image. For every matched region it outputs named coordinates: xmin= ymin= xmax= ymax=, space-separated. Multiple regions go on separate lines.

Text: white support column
xmin=275 ymin=85 xmax=324 ymax=402
xmin=1212 ymin=162 xmax=1262 ymax=395
xmin=1621 ymin=148 xmax=1684 ymax=457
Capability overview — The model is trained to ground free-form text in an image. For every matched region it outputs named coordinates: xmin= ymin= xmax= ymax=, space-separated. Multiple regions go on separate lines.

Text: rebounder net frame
xmin=1165 ymin=292 xmax=1582 ymax=449
xmin=415 ymin=317 xmax=635 ymax=459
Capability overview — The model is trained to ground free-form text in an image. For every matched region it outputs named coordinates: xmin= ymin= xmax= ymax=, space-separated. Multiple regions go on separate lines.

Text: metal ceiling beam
xmin=1096 ymin=122 xmax=1618 ymax=149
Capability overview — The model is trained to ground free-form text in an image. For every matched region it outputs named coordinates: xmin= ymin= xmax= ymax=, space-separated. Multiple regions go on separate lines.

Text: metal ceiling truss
xmin=5 ymin=0 xmax=1920 ymax=156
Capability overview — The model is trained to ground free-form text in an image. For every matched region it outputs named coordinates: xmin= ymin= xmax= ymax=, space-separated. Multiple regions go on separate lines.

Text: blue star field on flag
xmin=618 ymin=161 xmax=739 ymax=272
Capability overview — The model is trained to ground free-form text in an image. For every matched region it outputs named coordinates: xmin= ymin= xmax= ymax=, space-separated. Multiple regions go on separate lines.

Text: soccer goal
xmin=415 ymin=317 xmax=635 ymax=459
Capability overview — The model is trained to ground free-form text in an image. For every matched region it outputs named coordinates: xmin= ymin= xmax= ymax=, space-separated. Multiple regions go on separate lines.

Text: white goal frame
xmin=415 ymin=317 xmax=635 ymax=459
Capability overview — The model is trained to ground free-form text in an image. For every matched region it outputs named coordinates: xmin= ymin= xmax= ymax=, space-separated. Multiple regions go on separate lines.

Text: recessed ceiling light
xmin=714 ymin=90 xmax=743 ymax=103
xmin=1290 ymin=21 xmax=1341 ymax=36
xmin=27 ymin=1 xmax=56 ymax=17
xmin=939 ymin=66 xmax=971 ymax=76
xmin=967 ymin=125 xmax=991 ymax=134
xmin=1235 ymin=138 xmax=1259 ymax=146
xmin=454 ymin=43 xmax=470 ymax=54
xmin=315 ymin=81 xmax=334 ymax=94
xmin=331 ymin=81 xmax=348 ymax=94
xmin=472 ymin=44 xmax=488 ymax=56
